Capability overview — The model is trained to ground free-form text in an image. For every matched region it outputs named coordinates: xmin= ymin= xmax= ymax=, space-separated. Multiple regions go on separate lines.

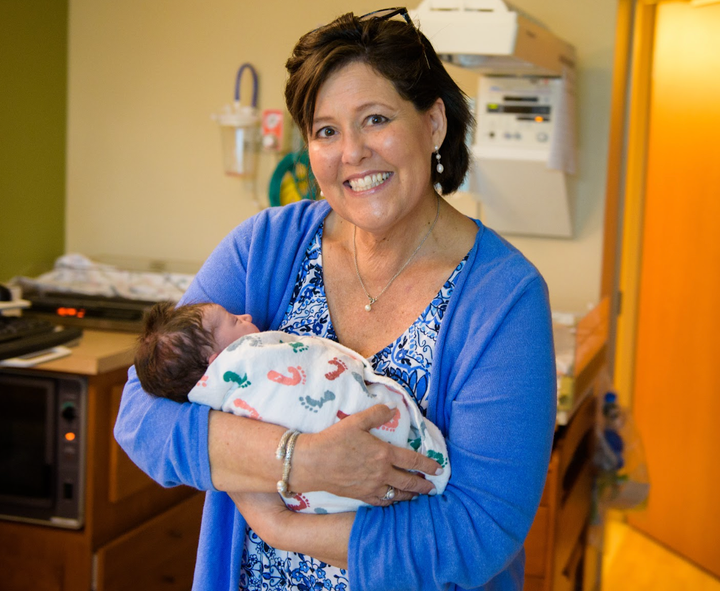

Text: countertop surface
xmin=33 ymin=329 xmax=138 ymax=376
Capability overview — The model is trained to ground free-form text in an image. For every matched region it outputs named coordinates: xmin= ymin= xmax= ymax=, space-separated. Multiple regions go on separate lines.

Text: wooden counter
xmin=35 ymin=329 xmax=138 ymax=375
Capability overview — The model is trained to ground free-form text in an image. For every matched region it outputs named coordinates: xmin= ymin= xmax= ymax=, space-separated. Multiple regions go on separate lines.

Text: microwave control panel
xmin=55 ymin=375 xmax=86 ymax=528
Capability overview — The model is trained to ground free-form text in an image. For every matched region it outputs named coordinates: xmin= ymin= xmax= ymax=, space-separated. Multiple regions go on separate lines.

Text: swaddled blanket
xmin=188 ymin=331 xmax=450 ymax=514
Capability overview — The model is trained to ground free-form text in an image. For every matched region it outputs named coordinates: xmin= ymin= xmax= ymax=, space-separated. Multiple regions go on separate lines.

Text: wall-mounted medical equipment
xmin=212 ymin=63 xmax=260 ymax=178
xmin=412 ymin=0 xmax=577 ymax=238
xmin=411 ymin=0 xmax=575 ymax=76
xmin=469 ymin=75 xmax=575 ymax=237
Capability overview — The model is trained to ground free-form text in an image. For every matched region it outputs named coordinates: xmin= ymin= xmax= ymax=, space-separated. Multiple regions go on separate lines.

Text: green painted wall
xmin=0 ymin=1 xmax=68 ymax=283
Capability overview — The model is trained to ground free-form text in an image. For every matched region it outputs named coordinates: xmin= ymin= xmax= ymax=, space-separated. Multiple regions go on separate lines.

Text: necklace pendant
xmin=353 ymin=195 xmax=440 ymax=316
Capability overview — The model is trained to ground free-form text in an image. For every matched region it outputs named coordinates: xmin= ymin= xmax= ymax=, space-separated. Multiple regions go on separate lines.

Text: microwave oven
xmin=0 ymin=369 xmax=87 ymax=529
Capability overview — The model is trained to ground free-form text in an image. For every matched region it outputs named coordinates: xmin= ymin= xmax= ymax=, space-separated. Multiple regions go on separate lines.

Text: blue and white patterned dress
xmin=239 ymin=224 xmax=466 ymax=591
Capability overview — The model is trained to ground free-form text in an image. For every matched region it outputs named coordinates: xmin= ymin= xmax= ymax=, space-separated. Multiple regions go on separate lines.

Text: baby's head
xmin=134 ymin=301 xmax=259 ymax=402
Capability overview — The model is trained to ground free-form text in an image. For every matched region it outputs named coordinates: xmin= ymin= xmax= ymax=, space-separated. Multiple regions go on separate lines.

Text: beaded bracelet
xmin=275 ymin=429 xmax=295 ymax=460
xmin=276 ymin=430 xmax=301 ymax=497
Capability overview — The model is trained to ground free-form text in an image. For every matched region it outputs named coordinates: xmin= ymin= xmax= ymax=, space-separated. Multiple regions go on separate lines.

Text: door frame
xmin=601 ymin=0 xmax=657 ymax=408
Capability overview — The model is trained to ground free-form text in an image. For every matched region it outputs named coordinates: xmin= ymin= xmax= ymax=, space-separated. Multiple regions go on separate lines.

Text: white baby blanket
xmin=188 ymin=331 xmax=450 ymax=514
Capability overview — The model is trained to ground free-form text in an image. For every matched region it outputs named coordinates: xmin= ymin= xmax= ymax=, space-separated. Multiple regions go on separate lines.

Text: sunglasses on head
xmin=357 ymin=7 xmax=430 ymax=69
xmin=358 ymin=6 xmax=413 ymax=24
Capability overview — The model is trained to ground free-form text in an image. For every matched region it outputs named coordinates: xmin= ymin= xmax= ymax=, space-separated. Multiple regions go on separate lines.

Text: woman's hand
xmin=208 ymin=404 xmax=442 ymax=505
xmin=229 ymin=491 xmax=352 ymax=569
xmin=228 ymin=491 xmax=290 ymax=544
xmin=292 ymin=404 xmax=443 ymax=505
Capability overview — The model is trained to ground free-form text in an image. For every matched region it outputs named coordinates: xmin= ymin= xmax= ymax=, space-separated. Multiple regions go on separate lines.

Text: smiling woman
xmin=307 ymin=61 xmax=444 ymax=245
xmin=114 ymin=8 xmax=557 ymax=591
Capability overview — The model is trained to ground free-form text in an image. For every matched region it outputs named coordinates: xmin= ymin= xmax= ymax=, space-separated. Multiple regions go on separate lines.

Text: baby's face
xmin=203 ymin=304 xmax=260 ymax=352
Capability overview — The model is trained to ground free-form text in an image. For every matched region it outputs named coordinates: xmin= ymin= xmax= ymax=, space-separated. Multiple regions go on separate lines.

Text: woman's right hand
xmin=292 ymin=404 xmax=443 ymax=505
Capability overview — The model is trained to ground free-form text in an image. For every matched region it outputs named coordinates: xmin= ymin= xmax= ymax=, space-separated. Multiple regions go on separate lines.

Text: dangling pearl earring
xmin=434 ymin=146 xmax=444 ymax=174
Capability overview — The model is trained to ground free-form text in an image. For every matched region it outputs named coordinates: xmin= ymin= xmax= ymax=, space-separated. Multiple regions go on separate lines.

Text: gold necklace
xmin=352 ymin=197 xmax=440 ymax=312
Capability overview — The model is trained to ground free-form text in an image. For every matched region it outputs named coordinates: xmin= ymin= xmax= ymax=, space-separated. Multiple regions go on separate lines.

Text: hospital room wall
xmin=0 ymin=1 xmax=68 ymax=282
xmin=65 ymin=0 xmax=618 ymax=313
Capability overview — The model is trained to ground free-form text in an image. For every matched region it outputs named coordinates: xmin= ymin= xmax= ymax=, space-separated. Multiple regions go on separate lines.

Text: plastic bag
xmin=594 ymin=389 xmax=650 ymax=512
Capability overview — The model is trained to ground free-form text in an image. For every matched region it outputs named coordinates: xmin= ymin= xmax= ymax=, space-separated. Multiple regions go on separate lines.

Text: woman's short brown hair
xmin=285 ymin=11 xmax=474 ymax=195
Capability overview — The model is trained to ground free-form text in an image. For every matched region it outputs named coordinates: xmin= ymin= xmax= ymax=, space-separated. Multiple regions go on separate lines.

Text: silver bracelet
xmin=275 ymin=429 xmax=295 ymax=460
xmin=277 ymin=430 xmax=301 ymax=497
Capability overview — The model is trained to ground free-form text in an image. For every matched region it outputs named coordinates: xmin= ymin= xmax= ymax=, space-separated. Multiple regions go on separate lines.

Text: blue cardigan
xmin=114 ymin=199 xmax=556 ymax=591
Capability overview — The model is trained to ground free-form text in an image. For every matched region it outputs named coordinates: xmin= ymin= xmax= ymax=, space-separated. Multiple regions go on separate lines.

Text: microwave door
xmin=0 ymin=376 xmax=56 ymax=512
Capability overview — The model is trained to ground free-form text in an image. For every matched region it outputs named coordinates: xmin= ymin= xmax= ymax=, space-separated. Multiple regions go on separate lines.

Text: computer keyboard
xmin=0 ymin=315 xmax=56 ymax=343
xmin=0 ymin=316 xmax=83 ymax=360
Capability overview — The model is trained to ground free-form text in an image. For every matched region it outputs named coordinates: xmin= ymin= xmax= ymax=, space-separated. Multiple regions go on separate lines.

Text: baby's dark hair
xmin=134 ymin=301 xmax=216 ymax=403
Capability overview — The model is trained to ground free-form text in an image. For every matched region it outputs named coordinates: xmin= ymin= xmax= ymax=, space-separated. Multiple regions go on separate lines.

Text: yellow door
xmin=628 ymin=1 xmax=720 ymax=578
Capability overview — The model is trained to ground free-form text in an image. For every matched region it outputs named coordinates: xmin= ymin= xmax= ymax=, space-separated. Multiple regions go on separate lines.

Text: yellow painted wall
xmin=64 ymin=0 xmax=618 ymax=310
xmin=0 ymin=1 xmax=68 ymax=282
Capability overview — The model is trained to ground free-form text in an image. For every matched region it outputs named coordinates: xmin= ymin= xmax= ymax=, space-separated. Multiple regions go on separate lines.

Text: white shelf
xmin=0 ymin=299 xmax=31 ymax=312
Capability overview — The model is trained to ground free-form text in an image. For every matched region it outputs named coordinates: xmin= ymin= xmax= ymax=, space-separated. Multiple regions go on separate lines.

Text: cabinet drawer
xmin=554 ymin=462 xmax=593 ymax=587
xmin=525 ymin=505 xmax=550 ymax=577
xmin=94 ymin=493 xmax=203 ymax=591
xmin=523 ymin=575 xmax=545 ymax=591
xmin=538 ymin=452 xmax=559 ymax=508
xmin=557 ymin=395 xmax=596 ymax=483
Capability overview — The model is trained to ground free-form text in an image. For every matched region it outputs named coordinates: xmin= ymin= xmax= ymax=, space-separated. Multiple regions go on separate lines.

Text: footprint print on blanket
xmin=428 ymin=449 xmax=448 ymax=468
xmin=233 ymin=398 xmax=261 ymax=420
xmin=286 ymin=493 xmax=310 ymax=512
xmin=267 ymin=366 xmax=306 ymax=386
xmin=350 ymin=372 xmax=375 ymax=397
xmin=223 ymin=371 xmax=252 ymax=388
xmin=407 ymin=422 xmax=429 ymax=450
xmin=408 ymin=423 xmax=421 ymax=450
xmin=337 ymin=407 xmax=399 ymax=431
xmin=299 ymin=390 xmax=336 ymax=413
xmin=378 ymin=408 xmax=401 ymax=432
xmin=227 ymin=334 xmax=262 ymax=352
xmin=278 ymin=340 xmax=310 ymax=354
xmin=324 ymin=357 xmax=347 ymax=381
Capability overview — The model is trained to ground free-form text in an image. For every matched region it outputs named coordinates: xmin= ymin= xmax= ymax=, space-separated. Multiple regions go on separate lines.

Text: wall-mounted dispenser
xmin=212 ymin=63 xmax=260 ymax=178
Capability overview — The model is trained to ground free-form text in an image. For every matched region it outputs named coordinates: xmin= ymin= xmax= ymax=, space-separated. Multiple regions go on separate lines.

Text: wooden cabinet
xmin=523 ymin=331 xmax=606 ymax=591
xmin=93 ymin=494 xmax=204 ymax=591
xmin=524 ymin=395 xmax=598 ymax=591
xmin=0 ymin=331 xmax=203 ymax=591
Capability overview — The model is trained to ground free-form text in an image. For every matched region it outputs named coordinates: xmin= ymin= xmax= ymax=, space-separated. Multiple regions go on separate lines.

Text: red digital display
xmin=56 ymin=307 xmax=86 ymax=319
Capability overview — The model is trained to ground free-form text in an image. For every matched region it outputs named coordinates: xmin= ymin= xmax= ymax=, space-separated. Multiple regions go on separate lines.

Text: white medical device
xmin=412 ymin=0 xmax=577 ymax=237
xmin=469 ymin=75 xmax=574 ymax=237
xmin=212 ymin=63 xmax=260 ymax=179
